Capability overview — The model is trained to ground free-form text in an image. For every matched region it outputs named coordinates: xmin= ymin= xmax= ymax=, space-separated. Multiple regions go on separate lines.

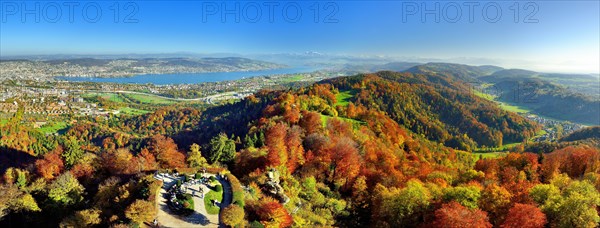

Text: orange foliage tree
xmin=252 ymin=199 xmax=293 ymax=228
xmin=35 ymin=148 xmax=65 ymax=180
xmin=147 ymin=135 xmax=186 ymax=168
xmin=432 ymin=201 xmax=492 ymax=228
xmin=299 ymin=110 xmax=322 ymax=135
xmin=265 ymin=123 xmax=288 ymax=167
xmin=501 ymin=203 xmax=546 ymax=228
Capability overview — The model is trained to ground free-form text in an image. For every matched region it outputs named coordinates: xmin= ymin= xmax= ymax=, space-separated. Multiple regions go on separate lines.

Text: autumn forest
xmin=1 ymin=71 xmax=600 ymax=228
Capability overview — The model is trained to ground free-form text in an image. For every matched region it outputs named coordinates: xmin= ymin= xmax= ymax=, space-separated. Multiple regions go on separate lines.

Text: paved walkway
xmin=153 ymin=173 xmax=228 ymax=228
xmin=217 ymin=177 xmax=233 ymax=212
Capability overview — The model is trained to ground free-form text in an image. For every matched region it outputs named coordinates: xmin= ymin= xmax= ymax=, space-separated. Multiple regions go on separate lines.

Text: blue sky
xmin=0 ymin=1 xmax=598 ymax=73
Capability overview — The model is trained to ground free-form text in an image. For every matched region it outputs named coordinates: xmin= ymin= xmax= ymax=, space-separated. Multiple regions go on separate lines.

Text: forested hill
xmin=321 ymin=71 xmax=540 ymax=150
xmin=561 ymin=126 xmax=600 ymax=142
xmin=492 ymin=78 xmax=600 ymax=125
xmin=403 ymin=63 xmax=600 ymax=125
xmin=405 ymin=62 xmax=503 ymax=81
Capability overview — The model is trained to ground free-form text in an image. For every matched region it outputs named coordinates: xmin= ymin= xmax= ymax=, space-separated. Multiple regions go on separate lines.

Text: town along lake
xmin=56 ymin=67 xmax=320 ymax=85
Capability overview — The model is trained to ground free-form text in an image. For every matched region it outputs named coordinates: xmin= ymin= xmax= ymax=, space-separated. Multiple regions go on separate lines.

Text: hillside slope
xmin=404 ymin=63 xmax=600 ymax=125
xmin=323 ymin=72 xmax=540 ymax=150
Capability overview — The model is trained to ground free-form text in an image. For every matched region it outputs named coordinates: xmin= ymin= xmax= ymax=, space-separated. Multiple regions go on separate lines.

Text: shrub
xmin=233 ymin=191 xmax=245 ymax=207
xmin=215 ymin=184 xmax=223 ymax=192
xmin=175 ymin=167 xmax=196 ymax=174
xmin=210 ymin=176 xmax=217 ymax=182
xmin=206 ymin=167 xmax=226 ymax=173
xmin=249 ymin=221 xmax=265 ymax=228
xmin=226 ymin=173 xmax=245 ymax=207
xmin=195 ymin=173 xmax=202 ymax=179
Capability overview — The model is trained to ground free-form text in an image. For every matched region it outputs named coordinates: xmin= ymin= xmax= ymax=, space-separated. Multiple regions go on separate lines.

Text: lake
xmin=57 ymin=67 xmax=319 ymax=85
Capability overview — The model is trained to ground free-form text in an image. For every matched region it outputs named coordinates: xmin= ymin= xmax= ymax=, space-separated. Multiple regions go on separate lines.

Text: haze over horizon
xmin=1 ymin=0 xmax=599 ymax=73
xmin=2 ymin=51 xmax=598 ymax=75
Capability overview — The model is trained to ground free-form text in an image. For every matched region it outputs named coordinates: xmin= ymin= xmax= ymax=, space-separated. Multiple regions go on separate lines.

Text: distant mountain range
xmin=405 ymin=62 xmax=502 ymax=81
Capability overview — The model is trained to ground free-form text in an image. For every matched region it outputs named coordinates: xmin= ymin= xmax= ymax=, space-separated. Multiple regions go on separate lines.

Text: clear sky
xmin=1 ymin=0 xmax=598 ymax=73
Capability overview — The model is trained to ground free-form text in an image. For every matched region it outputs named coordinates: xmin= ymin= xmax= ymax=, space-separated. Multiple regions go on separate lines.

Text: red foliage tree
xmin=432 ymin=201 xmax=492 ymax=228
xmin=361 ymin=136 xmax=404 ymax=187
xmin=254 ymin=200 xmax=293 ymax=228
xmin=501 ymin=203 xmax=546 ymax=228
xmin=136 ymin=148 xmax=158 ymax=172
xmin=283 ymin=105 xmax=300 ymax=124
xmin=346 ymin=102 xmax=358 ymax=118
xmin=35 ymin=147 xmax=65 ymax=180
xmin=308 ymin=84 xmax=337 ymax=105
xmin=280 ymin=94 xmax=300 ymax=124
xmin=102 ymin=148 xmax=136 ymax=175
xmin=299 ymin=110 xmax=322 ymax=135
xmin=265 ymin=123 xmax=288 ymax=167
xmin=328 ymin=137 xmax=361 ymax=187
xmin=475 ymin=158 xmax=500 ymax=182
xmin=71 ymin=163 xmax=94 ymax=179
xmin=285 ymin=125 xmax=304 ymax=173
xmin=541 ymin=146 xmax=600 ymax=180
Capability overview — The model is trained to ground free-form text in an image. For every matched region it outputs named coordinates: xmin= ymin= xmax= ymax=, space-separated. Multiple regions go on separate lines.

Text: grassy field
xmin=118 ymin=107 xmax=151 ymax=115
xmin=537 ymin=129 xmax=548 ymax=136
xmin=474 ymin=129 xmax=548 ymax=153
xmin=282 ymin=75 xmax=304 ymax=82
xmin=203 ymin=184 xmax=223 ymax=215
xmin=472 ymin=152 xmax=507 ymax=162
xmin=335 ymin=90 xmax=355 ymax=107
xmin=38 ymin=121 xmax=69 ymax=134
xmin=473 ymin=89 xmax=530 ymax=114
xmin=123 ymin=93 xmax=177 ymax=105
xmin=500 ymin=142 xmax=521 ymax=150
xmin=474 ymin=141 xmax=522 ymax=152
xmin=498 ymin=103 xmax=530 ymax=114
xmin=83 ymin=92 xmax=125 ymax=103
xmin=473 ymin=90 xmax=496 ymax=101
